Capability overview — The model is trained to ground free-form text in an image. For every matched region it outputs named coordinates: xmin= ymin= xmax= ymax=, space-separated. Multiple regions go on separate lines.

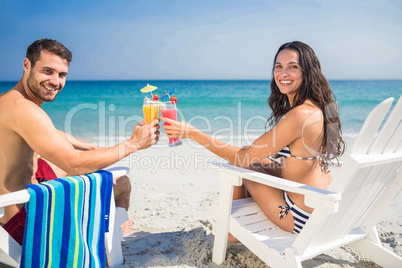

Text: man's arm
xmin=57 ymin=130 xmax=100 ymax=151
xmin=13 ymin=100 xmax=158 ymax=175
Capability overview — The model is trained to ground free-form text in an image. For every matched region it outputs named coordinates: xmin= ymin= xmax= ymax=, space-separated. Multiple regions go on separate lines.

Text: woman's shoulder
xmin=286 ymin=100 xmax=322 ymax=120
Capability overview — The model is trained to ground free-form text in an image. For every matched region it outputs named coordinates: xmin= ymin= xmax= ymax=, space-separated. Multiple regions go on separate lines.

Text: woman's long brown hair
xmin=267 ymin=41 xmax=345 ymax=161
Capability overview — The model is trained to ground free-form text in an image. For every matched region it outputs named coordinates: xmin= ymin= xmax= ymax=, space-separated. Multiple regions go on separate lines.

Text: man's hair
xmin=26 ymin=38 xmax=72 ymax=68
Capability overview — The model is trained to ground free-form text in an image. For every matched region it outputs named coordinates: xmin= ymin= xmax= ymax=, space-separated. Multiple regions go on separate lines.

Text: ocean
xmin=1 ymin=80 xmax=401 ymax=147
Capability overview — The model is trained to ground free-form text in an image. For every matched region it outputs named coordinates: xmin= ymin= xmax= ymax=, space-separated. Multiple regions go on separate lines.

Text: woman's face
xmin=274 ymin=49 xmax=303 ymax=103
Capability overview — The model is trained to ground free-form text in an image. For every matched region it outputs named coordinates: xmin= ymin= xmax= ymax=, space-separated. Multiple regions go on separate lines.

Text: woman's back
xmin=277 ymin=100 xmax=333 ymax=212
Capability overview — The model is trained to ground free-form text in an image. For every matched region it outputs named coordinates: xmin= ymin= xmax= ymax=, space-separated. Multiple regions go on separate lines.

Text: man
xmin=0 ymin=39 xmax=160 ymax=244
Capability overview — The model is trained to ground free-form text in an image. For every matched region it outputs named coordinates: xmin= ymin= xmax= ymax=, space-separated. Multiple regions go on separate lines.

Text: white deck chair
xmin=0 ymin=167 xmax=129 ymax=268
xmin=211 ymin=96 xmax=402 ymax=267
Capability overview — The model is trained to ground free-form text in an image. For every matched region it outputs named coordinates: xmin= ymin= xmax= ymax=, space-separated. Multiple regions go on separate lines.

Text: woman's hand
xmin=161 ymin=117 xmax=195 ymax=139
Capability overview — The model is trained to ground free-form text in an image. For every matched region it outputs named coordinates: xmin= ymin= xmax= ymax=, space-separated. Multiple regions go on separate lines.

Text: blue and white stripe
xmin=276 ymin=146 xmax=322 ymax=160
xmin=283 ymin=191 xmax=311 ymax=234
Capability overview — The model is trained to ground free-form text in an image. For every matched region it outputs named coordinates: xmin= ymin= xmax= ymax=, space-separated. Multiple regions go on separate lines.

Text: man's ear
xmin=23 ymin=57 xmax=31 ymax=72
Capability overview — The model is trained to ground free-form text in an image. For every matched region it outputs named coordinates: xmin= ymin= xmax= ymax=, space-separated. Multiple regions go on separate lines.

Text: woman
xmin=162 ymin=41 xmax=345 ymax=235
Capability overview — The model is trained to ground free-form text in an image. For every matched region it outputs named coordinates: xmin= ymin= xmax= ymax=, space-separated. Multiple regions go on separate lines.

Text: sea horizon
xmin=1 ymin=79 xmax=401 ymax=148
xmin=2 ymin=78 xmax=402 ymax=83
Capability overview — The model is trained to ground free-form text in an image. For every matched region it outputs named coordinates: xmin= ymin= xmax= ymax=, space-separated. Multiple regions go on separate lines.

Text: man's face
xmin=26 ymin=50 xmax=69 ymax=102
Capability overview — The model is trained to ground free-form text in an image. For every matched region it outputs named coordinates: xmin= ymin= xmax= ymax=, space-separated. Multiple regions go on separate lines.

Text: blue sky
xmin=1 ymin=0 xmax=401 ymax=81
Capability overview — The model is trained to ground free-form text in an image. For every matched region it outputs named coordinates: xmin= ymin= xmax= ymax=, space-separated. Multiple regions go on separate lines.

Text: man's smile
xmin=42 ymin=84 xmax=58 ymax=92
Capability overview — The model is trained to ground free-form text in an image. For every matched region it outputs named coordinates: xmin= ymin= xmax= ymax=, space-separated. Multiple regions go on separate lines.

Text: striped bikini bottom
xmin=278 ymin=191 xmax=312 ymax=234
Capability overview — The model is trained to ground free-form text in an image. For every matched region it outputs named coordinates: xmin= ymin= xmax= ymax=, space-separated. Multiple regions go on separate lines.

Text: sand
xmin=112 ymin=137 xmax=401 ymax=267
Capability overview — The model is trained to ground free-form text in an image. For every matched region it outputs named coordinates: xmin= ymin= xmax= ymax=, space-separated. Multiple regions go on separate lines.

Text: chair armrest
xmin=0 ymin=190 xmax=30 ymax=209
xmin=104 ymin=167 xmax=129 ymax=177
xmin=0 ymin=189 xmax=30 ymax=218
xmin=209 ymin=161 xmax=341 ymax=205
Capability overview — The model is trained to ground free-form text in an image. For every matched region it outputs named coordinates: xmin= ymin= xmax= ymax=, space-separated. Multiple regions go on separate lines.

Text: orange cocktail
xmin=143 ymin=98 xmax=160 ymax=124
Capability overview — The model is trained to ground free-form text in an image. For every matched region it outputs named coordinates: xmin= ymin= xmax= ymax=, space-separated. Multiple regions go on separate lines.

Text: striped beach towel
xmin=20 ymin=170 xmax=113 ymax=268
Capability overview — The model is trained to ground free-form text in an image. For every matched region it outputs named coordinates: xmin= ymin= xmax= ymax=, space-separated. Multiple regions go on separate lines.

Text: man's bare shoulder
xmin=1 ymin=89 xmax=45 ymax=111
xmin=0 ymin=89 xmax=50 ymax=130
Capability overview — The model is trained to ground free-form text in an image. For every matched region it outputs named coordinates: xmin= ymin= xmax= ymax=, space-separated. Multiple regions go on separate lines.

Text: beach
xmin=1 ymin=80 xmax=400 ymax=267
xmin=115 ymin=137 xmax=402 ymax=267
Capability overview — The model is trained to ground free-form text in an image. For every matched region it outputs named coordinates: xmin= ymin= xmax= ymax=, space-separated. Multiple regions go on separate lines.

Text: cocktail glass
xmin=161 ymin=101 xmax=182 ymax=147
xmin=143 ymin=98 xmax=160 ymax=124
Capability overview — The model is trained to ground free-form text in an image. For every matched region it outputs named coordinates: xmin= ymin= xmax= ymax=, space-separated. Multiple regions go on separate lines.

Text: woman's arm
xmin=248 ymin=157 xmax=283 ymax=177
xmin=162 ymin=107 xmax=306 ymax=167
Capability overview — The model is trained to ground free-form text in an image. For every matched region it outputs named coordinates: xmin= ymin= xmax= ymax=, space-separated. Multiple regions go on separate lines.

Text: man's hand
xmin=128 ymin=119 xmax=160 ymax=150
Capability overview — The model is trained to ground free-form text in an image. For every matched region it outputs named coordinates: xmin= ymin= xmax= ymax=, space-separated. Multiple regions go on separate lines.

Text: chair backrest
xmin=309 ymin=96 xmax=402 ymax=247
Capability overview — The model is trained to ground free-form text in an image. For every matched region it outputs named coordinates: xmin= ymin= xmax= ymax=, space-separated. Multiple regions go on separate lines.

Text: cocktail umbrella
xmin=160 ymin=88 xmax=176 ymax=101
xmin=140 ymin=84 xmax=157 ymax=97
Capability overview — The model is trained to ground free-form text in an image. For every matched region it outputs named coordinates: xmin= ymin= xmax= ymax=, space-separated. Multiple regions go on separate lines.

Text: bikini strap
xmin=275 ymin=146 xmax=324 ymax=160
xmin=290 ymin=153 xmax=323 ymax=161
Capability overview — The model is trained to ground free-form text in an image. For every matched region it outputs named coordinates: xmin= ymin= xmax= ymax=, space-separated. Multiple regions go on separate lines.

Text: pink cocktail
xmin=161 ymin=101 xmax=182 ymax=147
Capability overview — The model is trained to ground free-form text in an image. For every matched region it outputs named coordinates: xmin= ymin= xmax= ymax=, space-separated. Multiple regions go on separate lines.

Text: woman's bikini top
xmin=275 ymin=146 xmax=322 ymax=160
xmin=274 ymin=145 xmax=332 ymax=173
